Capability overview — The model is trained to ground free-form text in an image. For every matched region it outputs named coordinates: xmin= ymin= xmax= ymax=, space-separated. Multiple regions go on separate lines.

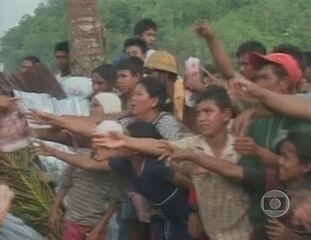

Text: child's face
xmin=125 ymin=46 xmax=146 ymax=62
xmin=195 ymin=100 xmax=231 ymax=138
xmin=91 ymin=72 xmax=112 ymax=93
xmin=140 ymin=28 xmax=156 ymax=47
xmin=90 ymin=98 xmax=104 ymax=117
xmin=278 ymin=141 xmax=311 ymax=182
xmin=116 ymin=69 xmax=139 ymax=96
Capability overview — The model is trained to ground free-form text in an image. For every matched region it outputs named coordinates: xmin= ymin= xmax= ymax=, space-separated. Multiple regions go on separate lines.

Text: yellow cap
xmin=145 ymin=51 xmax=177 ymax=74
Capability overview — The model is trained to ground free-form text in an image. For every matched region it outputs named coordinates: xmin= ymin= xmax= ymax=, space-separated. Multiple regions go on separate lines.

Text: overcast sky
xmin=0 ymin=0 xmax=45 ymax=38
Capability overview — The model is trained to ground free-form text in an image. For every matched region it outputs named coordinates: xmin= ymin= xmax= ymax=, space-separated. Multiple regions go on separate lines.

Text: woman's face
xmin=129 ymin=83 xmax=158 ymax=117
xmin=278 ymin=140 xmax=311 ymax=182
xmin=91 ymin=72 xmax=113 ymax=93
xmin=90 ymin=98 xmax=104 ymax=117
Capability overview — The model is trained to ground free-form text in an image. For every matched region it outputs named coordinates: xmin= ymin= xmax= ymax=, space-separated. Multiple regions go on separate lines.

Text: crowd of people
xmin=0 ymin=17 xmax=311 ymax=240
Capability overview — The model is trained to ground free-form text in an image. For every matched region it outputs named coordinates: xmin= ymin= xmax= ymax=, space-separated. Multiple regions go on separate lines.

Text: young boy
xmin=116 ymin=57 xmax=143 ymax=110
xmin=123 ymin=38 xmax=147 ymax=62
xmin=94 ymin=86 xmax=253 ymax=240
xmin=34 ymin=121 xmax=125 ymax=240
xmin=133 ymin=18 xmax=157 ymax=57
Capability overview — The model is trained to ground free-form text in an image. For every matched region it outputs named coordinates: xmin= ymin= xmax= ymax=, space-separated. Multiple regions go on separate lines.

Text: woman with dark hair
xmin=119 ymin=76 xmax=184 ymax=141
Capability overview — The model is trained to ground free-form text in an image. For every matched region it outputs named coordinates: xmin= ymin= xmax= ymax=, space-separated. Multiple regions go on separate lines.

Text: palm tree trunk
xmin=67 ymin=0 xmax=106 ymax=76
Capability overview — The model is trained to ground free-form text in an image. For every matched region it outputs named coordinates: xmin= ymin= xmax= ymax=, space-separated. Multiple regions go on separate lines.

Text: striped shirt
xmin=61 ymin=163 xmax=124 ymax=227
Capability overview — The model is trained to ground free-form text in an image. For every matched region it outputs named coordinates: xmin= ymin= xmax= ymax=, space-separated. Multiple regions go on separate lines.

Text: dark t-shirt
xmin=109 ymin=156 xmax=189 ymax=221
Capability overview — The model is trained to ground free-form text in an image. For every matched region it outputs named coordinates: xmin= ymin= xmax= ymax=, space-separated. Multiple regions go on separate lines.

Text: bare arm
xmin=234 ymin=137 xmax=279 ymax=167
xmin=171 ymin=172 xmax=192 ymax=189
xmin=29 ymin=128 xmax=73 ymax=146
xmin=35 ymin=143 xmax=110 ymax=171
xmin=230 ymin=77 xmax=311 ymax=120
xmin=258 ymin=88 xmax=311 ymax=119
xmin=194 ymin=20 xmax=239 ymax=79
xmin=93 ymin=133 xmax=167 ymax=157
xmin=183 ymin=151 xmax=243 ymax=179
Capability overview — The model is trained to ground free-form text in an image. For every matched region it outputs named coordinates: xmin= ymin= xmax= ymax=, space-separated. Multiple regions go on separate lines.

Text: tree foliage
xmin=0 ymin=0 xmax=310 ymax=72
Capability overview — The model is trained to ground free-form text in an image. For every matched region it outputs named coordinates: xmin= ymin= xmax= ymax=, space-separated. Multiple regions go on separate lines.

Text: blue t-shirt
xmin=109 ymin=156 xmax=189 ymax=221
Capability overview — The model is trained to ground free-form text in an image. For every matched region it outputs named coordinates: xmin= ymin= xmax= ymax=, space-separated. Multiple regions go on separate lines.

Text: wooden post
xmin=67 ymin=0 xmax=105 ymax=76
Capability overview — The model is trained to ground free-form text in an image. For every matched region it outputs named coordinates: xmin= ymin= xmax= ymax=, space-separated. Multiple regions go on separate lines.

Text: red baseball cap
xmin=249 ymin=52 xmax=303 ymax=84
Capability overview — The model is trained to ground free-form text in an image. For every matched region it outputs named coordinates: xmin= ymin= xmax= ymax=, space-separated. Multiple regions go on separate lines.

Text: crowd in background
xmin=0 ymin=17 xmax=311 ymax=240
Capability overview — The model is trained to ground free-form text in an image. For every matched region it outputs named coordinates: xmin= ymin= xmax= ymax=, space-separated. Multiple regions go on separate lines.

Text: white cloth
xmin=96 ymin=120 xmax=123 ymax=134
xmin=94 ymin=92 xmax=122 ymax=114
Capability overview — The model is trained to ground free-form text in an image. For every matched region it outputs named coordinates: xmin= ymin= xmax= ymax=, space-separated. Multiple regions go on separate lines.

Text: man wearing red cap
xmin=235 ymin=52 xmax=310 ymax=240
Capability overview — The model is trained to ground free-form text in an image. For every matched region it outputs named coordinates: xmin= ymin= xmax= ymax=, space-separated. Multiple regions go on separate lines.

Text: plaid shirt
xmin=174 ymin=135 xmax=253 ymax=240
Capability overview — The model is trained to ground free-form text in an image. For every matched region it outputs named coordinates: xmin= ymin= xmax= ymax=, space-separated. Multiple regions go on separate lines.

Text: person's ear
xmin=223 ymin=108 xmax=233 ymax=122
xmin=150 ymin=97 xmax=159 ymax=108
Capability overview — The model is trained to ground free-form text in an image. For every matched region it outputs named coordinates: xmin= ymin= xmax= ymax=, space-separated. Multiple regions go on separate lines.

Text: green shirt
xmin=239 ymin=98 xmax=311 ymax=232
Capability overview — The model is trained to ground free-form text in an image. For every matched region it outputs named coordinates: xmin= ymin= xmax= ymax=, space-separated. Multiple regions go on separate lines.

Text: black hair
xmin=92 ymin=64 xmax=116 ymax=84
xmin=236 ymin=41 xmax=267 ymax=58
xmin=54 ymin=41 xmax=69 ymax=53
xmin=272 ymin=44 xmax=305 ymax=71
xmin=277 ymin=131 xmax=311 ymax=165
xmin=22 ymin=55 xmax=41 ymax=64
xmin=137 ymin=76 xmax=168 ymax=110
xmin=123 ymin=38 xmax=147 ymax=54
xmin=134 ymin=18 xmax=157 ymax=36
xmin=116 ymin=56 xmax=143 ymax=76
xmin=127 ymin=120 xmax=162 ymax=139
xmin=196 ymin=85 xmax=232 ymax=110
xmin=303 ymin=50 xmax=311 ymax=67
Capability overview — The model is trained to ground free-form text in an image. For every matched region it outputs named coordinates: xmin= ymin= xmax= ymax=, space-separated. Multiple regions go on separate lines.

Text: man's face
xmin=140 ymin=28 xmax=156 ymax=47
xmin=238 ymin=53 xmax=257 ymax=80
xmin=55 ymin=51 xmax=70 ymax=72
xmin=125 ymin=46 xmax=146 ymax=61
xmin=195 ymin=100 xmax=230 ymax=138
xmin=21 ymin=60 xmax=35 ymax=73
xmin=254 ymin=64 xmax=291 ymax=94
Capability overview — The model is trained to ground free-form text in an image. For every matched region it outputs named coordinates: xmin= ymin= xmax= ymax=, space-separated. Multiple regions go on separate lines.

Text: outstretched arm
xmin=33 ymin=142 xmax=110 ymax=170
xmin=92 ymin=132 xmax=167 ymax=157
xmin=230 ymin=78 xmax=311 ymax=120
xmin=194 ymin=20 xmax=239 ymax=80
xmin=27 ymin=110 xmax=97 ymax=138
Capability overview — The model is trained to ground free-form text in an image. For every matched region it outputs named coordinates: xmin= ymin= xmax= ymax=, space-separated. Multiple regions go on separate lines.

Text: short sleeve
xmin=108 ymin=157 xmax=132 ymax=178
xmin=242 ymin=167 xmax=266 ymax=194
xmin=155 ymin=112 xmax=184 ymax=141
xmin=60 ymin=166 xmax=74 ymax=189
xmin=150 ymin=160 xmax=175 ymax=183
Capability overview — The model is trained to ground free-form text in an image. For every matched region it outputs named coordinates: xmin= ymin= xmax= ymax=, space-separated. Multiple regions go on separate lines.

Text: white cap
xmin=94 ymin=93 xmax=121 ymax=114
xmin=96 ymin=120 xmax=123 ymax=134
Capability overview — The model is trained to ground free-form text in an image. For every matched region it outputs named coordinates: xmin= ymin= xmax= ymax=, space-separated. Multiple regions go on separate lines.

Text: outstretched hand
xmin=31 ymin=141 xmax=53 ymax=156
xmin=193 ymin=20 xmax=215 ymax=40
xmin=25 ymin=109 xmax=56 ymax=125
xmin=228 ymin=77 xmax=261 ymax=102
xmin=92 ymin=131 xmax=128 ymax=149
xmin=0 ymin=96 xmax=17 ymax=110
